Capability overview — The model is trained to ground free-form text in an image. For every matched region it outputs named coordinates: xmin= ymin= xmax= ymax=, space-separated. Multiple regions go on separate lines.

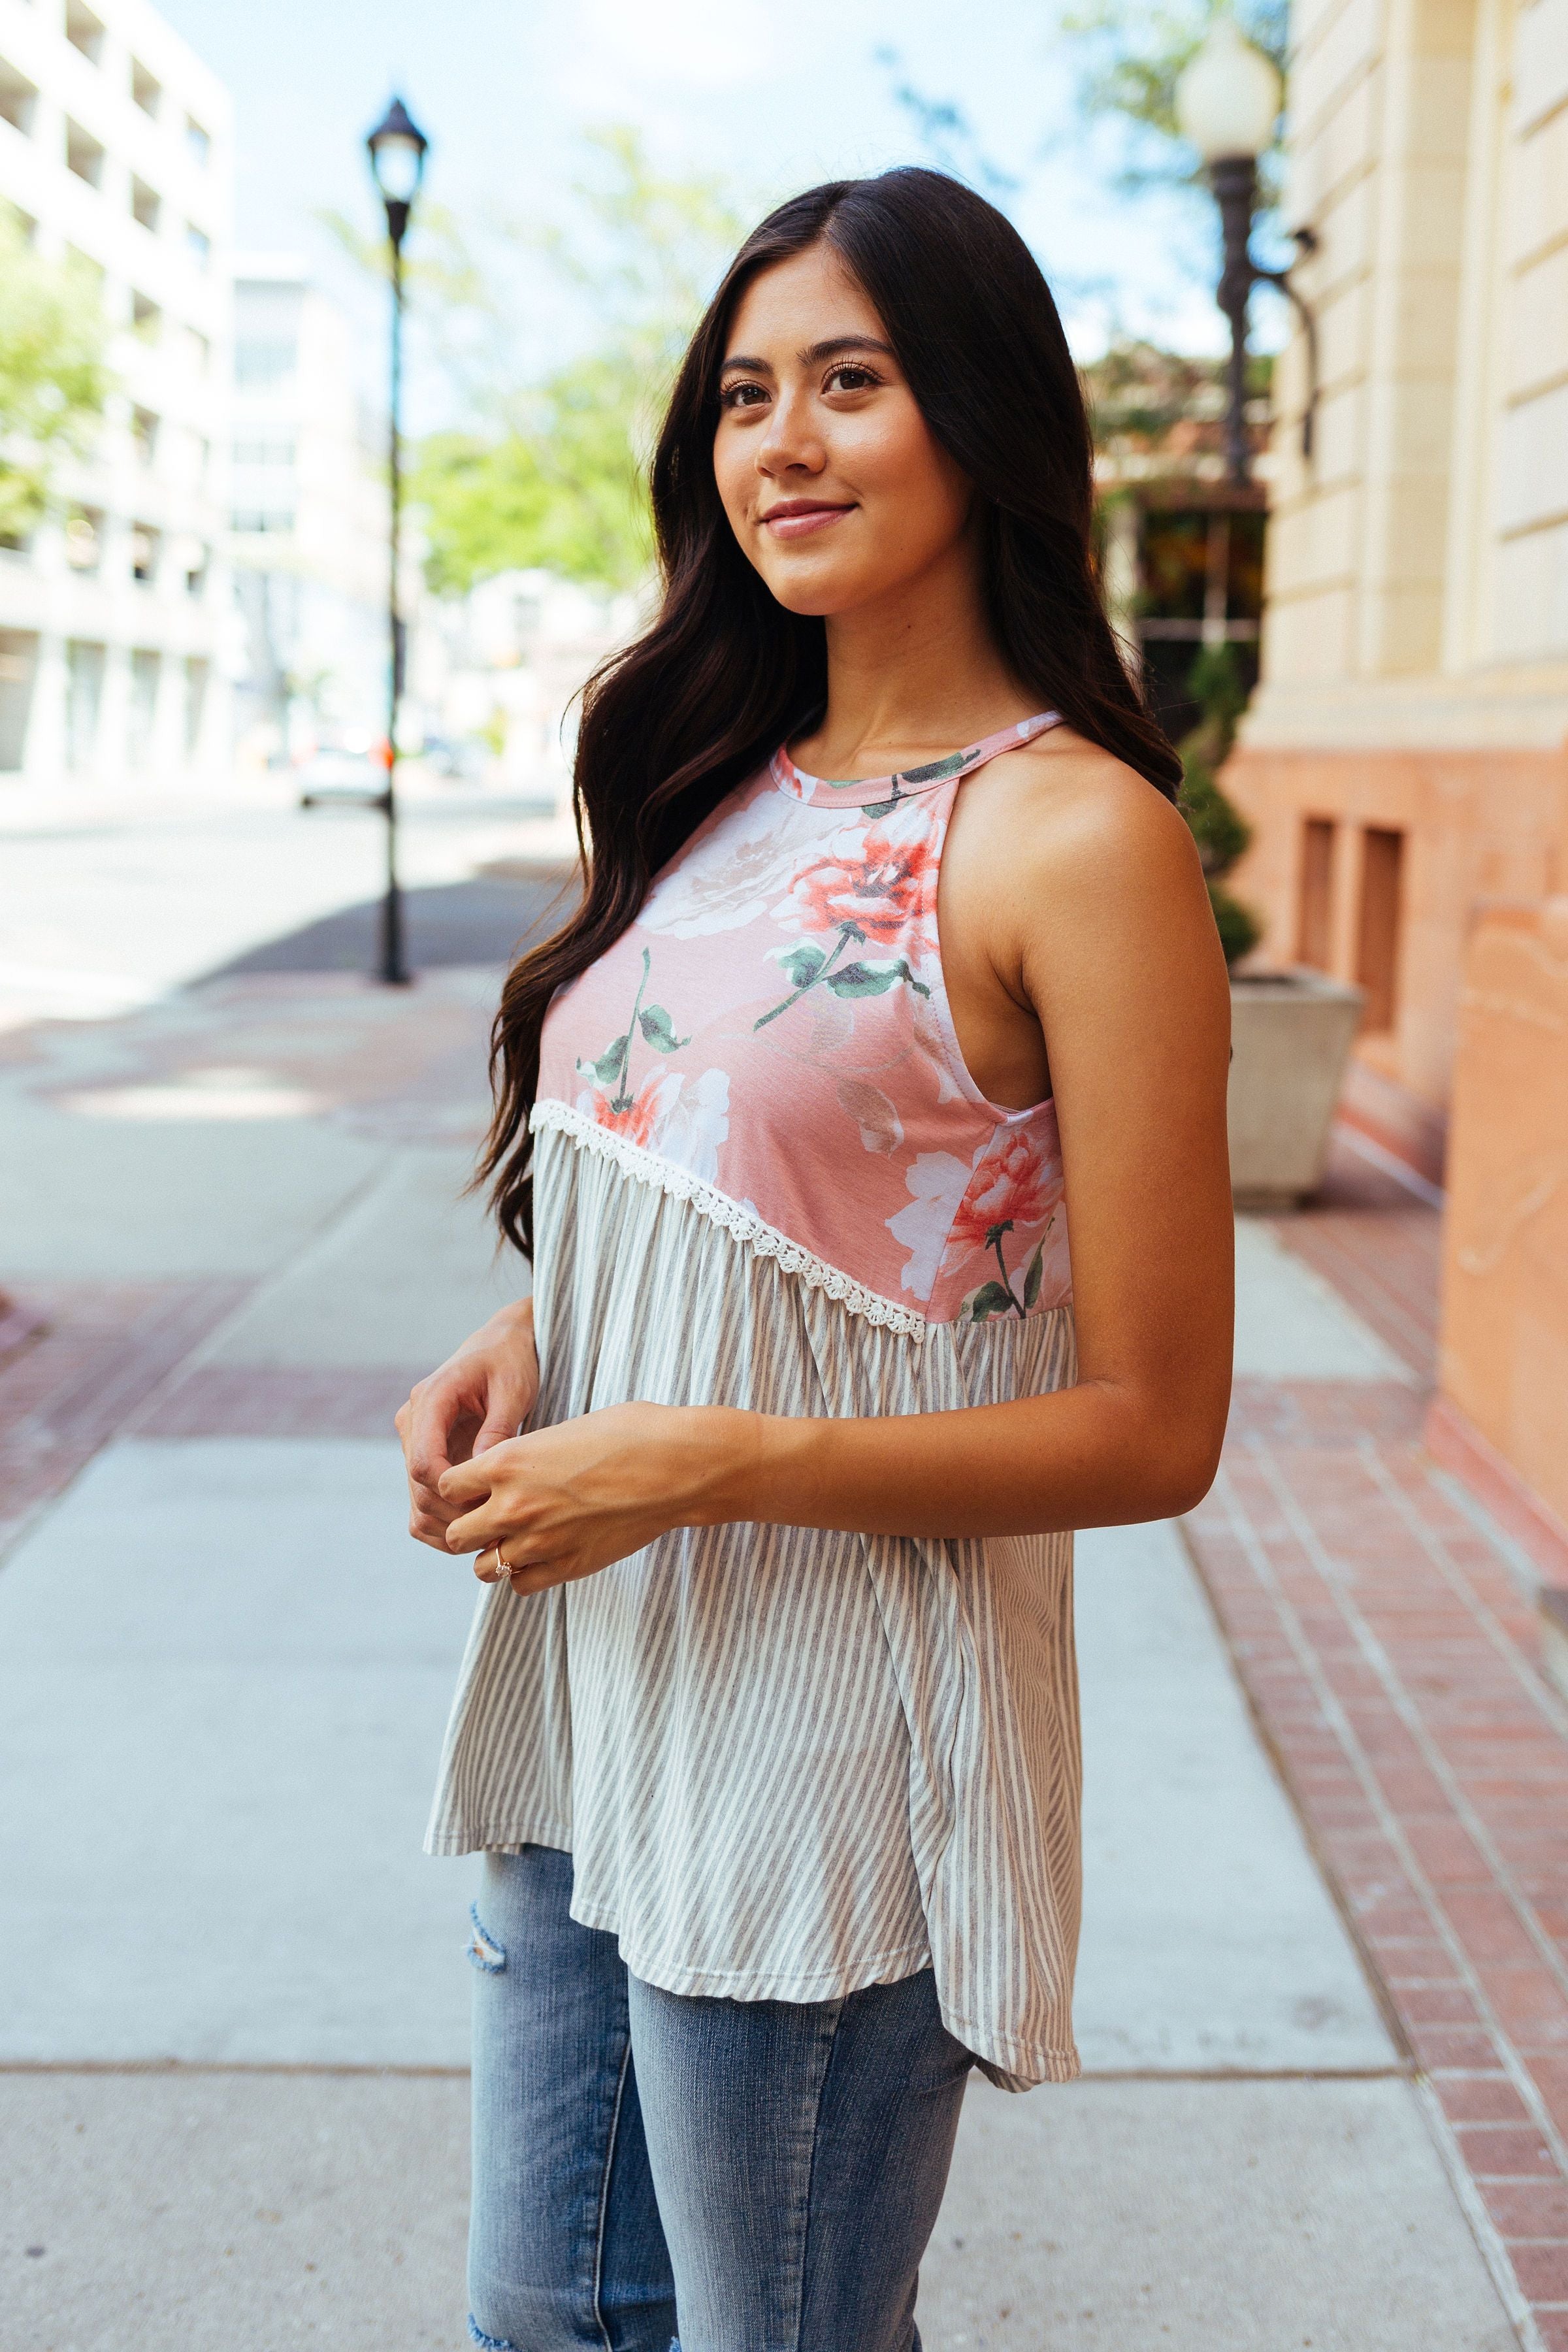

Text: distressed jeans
xmin=466 ymin=1846 xmax=973 ymax=2352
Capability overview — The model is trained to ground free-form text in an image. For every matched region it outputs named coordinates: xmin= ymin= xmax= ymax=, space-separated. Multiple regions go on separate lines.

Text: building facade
xmin=229 ymin=258 xmax=388 ymax=767
xmin=0 ymin=0 xmax=233 ymax=790
xmin=1229 ymin=0 xmax=1568 ymax=1183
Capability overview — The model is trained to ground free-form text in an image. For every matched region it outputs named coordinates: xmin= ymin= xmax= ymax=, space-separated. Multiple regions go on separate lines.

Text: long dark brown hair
xmin=480 ymin=166 xmax=1182 ymax=1255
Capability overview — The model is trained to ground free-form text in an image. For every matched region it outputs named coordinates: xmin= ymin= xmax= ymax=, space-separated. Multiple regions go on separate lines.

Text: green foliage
xmin=0 ymin=207 xmax=112 ymax=543
xmin=1176 ymin=639 xmax=1264 ymax=966
xmin=1208 ymin=881 xmax=1262 ymax=964
xmin=1186 ymin=638 xmax=1250 ymax=753
xmin=375 ymin=127 xmax=751 ymax=596
xmin=1181 ymin=749 xmax=1250 ymax=877
xmin=414 ymin=351 xmax=653 ymax=594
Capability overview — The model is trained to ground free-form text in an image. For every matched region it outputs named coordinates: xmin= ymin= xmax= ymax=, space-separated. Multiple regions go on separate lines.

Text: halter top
xmin=427 ymin=711 xmax=1085 ymax=2090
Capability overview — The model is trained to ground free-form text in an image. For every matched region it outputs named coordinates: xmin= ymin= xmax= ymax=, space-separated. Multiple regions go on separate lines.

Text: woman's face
xmin=712 ymin=242 xmax=975 ymax=617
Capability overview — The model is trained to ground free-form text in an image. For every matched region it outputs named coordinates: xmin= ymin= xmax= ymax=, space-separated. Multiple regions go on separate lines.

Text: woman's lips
xmin=760 ymin=503 xmax=854 ymax=540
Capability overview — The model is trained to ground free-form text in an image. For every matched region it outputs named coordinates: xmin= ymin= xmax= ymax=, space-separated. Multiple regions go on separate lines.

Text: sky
xmin=156 ymin=0 xmax=1245 ymax=427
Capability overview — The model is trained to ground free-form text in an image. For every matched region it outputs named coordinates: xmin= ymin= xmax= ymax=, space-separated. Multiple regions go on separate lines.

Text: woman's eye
xmin=719 ymin=381 xmax=768 ymax=410
xmin=826 ymin=365 xmax=879 ymax=393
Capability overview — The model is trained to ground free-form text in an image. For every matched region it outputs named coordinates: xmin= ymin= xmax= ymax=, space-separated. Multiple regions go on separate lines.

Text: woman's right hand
xmin=397 ymin=1298 xmax=540 ymax=1552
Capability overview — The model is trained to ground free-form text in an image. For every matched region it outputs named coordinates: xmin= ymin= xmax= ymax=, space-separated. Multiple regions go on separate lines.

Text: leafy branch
xmin=0 ymin=205 xmax=112 ymax=544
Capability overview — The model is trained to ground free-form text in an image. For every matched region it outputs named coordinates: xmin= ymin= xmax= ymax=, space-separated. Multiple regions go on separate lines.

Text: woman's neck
xmin=804 ymin=531 xmax=1036 ymax=779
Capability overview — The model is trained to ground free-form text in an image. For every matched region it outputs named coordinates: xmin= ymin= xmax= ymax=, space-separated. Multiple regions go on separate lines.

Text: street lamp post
xmin=1175 ymin=20 xmax=1318 ymax=485
xmin=365 ymin=95 xmax=428 ymax=988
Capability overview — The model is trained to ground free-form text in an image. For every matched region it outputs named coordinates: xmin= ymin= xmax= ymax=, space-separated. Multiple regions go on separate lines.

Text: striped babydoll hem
xmin=529 ymin=1098 xmax=928 ymax=1341
xmin=425 ymin=1814 xmax=572 ymax=1859
xmin=574 ymin=1904 xmax=934 ymax=2005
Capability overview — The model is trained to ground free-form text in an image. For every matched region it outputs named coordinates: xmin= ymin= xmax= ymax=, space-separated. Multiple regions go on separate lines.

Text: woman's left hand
xmin=439 ymin=1401 xmax=755 ymax=1596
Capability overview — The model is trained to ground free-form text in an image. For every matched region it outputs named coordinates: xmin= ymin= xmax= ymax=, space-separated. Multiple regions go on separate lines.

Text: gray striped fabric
xmin=427 ymin=1121 xmax=1083 ymax=2089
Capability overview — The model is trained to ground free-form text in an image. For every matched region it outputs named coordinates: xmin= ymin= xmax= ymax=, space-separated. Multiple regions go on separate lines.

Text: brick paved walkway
xmin=1188 ymin=1135 xmax=1568 ymax=2352
xmin=0 ymin=1279 xmax=249 ymax=1551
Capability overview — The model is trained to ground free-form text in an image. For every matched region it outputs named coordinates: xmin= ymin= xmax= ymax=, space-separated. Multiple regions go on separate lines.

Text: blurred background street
xmin=3 ymin=0 xmax=1568 ymax=2345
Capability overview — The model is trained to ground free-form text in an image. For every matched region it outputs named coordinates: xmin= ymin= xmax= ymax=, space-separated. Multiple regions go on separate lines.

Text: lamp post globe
xmin=363 ymin=94 xmax=428 ymax=988
xmin=1175 ymin=18 xmax=1282 ymax=163
xmin=367 ymin=95 xmax=427 ymax=235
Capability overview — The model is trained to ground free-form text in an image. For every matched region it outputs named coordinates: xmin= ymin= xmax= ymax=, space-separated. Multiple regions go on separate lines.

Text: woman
xmin=399 ymin=168 xmax=1233 ymax=2352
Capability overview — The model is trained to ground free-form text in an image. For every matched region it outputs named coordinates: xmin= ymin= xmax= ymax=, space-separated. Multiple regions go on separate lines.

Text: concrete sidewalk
xmin=0 ymin=948 xmax=1524 ymax=2349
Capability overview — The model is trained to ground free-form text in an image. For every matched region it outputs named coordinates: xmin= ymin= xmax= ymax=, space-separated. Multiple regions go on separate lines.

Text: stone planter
xmin=1228 ymin=969 xmax=1365 ymax=1211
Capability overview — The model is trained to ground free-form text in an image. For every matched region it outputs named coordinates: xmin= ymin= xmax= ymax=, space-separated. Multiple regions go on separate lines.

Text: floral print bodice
xmin=533 ymin=712 xmax=1070 ymax=1336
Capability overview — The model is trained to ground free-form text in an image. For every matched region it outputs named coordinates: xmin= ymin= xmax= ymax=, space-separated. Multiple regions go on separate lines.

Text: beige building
xmin=0 ymin=0 xmax=233 ymax=790
xmin=1230 ymin=0 xmax=1568 ymax=1182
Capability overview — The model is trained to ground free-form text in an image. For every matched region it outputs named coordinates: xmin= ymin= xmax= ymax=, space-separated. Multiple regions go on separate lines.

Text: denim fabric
xmin=466 ymin=1847 xmax=973 ymax=2352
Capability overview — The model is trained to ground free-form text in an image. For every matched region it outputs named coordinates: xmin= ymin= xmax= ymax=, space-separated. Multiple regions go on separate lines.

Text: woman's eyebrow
xmin=717 ymin=335 xmax=896 ymax=377
xmin=799 ymin=335 xmax=896 ymax=365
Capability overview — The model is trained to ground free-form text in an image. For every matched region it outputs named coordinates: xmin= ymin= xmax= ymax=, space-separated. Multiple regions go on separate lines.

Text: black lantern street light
xmin=1176 ymin=20 xmax=1318 ymax=485
xmin=365 ymin=95 xmax=428 ymax=987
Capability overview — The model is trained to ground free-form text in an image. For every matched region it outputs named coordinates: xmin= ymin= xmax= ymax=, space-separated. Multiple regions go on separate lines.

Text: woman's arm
xmin=441 ymin=761 xmax=1235 ymax=1593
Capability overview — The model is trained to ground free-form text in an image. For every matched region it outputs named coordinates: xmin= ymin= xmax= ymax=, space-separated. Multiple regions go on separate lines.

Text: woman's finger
xmin=438 ymin=1450 xmax=503 ymax=1506
xmin=445 ymin=1497 xmax=508 ymax=1554
xmin=506 ymin=1552 xmax=574 ymax=1596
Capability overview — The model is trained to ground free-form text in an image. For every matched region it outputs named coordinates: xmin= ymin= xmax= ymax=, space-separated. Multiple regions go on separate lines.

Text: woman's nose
xmin=757 ymin=390 xmax=826 ymax=478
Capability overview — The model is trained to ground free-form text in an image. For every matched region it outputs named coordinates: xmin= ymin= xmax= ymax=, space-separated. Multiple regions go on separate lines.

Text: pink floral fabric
xmin=535 ymin=713 xmax=1070 ymax=1330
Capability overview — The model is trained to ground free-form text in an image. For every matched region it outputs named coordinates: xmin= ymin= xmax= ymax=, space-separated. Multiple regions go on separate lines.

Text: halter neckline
xmin=770 ymin=711 xmax=1063 ymax=811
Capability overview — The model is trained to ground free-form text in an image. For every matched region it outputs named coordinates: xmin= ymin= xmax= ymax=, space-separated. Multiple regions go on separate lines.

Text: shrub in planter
xmin=1177 ymin=643 xmax=1261 ymax=967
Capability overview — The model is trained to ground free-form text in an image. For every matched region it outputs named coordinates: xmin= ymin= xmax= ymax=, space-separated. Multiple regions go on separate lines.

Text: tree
xmin=400 ymin=129 xmax=751 ymax=596
xmin=0 ymin=206 xmax=112 ymax=545
xmin=415 ymin=354 xmax=654 ymax=595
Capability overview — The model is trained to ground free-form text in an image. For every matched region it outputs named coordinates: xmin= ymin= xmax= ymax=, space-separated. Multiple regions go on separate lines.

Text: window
xmin=131 ymin=59 xmax=161 ymax=118
xmin=1356 ymin=827 xmax=1405 ymax=1035
xmin=184 ymin=325 xmax=209 ymax=375
xmin=131 ymin=176 xmax=160 ymax=233
xmin=235 ymin=338 xmax=296 ymax=389
xmin=65 ymin=119 xmax=105 ymax=186
xmin=186 ymin=222 xmax=210 ymax=269
xmin=127 ymin=649 xmax=159 ymax=768
xmin=231 ymin=510 xmax=295 ymax=536
xmin=130 ymin=522 xmax=160 ymax=583
xmin=0 ymin=630 xmax=39 ymax=773
xmin=64 ymin=507 xmax=102 ymax=571
xmin=233 ymin=434 xmax=295 ymax=466
xmin=66 ymin=640 xmax=105 ymax=772
xmin=184 ymin=541 xmax=208 ymax=596
xmin=185 ymin=115 xmax=209 ymax=167
xmin=0 ymin=58 xmax=38 ymax=135
xmin=131 ymin=406 xmax=158 ymax=465
xmin=131 ymin=290 xmax=161 ymax=341
xmin=184 ymin=656 xmax=208 ymax=757
xmin=1296 ymin=819 xmax=1336 ymax=971
xmin=65 ymin=3 xmax=105 ymax=63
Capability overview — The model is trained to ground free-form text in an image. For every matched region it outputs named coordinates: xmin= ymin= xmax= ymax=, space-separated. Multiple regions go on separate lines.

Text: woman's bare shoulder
xmin=968 ymin=725 xmax=1201 ymax=906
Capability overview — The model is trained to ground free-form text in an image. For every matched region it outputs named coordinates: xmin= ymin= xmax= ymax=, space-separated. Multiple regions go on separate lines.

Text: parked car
xmin=295 ymin=745 xmax=387 ymax=808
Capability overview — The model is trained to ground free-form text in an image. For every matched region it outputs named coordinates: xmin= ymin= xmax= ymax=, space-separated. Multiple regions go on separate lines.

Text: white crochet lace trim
xmin=531 ymin=1098 xmax=928 ymax=1341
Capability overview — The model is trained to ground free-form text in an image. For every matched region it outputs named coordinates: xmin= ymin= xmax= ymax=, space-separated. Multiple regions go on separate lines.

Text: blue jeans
xmin=466 ymin=1846 xmax=973 ymax=2352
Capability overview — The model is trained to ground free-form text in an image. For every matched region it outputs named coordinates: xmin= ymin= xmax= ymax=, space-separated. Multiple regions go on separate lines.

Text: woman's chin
xmin=759 ymin=566 xmax=882 ymax=621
